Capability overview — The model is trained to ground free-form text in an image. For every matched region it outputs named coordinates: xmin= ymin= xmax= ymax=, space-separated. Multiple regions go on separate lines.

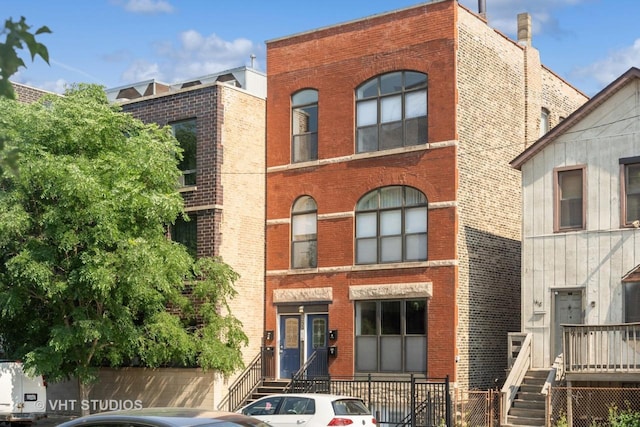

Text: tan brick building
xmin=264 ymin=0 xmax=587 ymax=391
xmin=73 ymin=67 xmax=267 ymax=410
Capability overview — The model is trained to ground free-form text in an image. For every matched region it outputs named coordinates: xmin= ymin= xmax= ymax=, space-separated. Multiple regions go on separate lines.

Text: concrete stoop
xmin=503 ymin=369 xmax=548 ymax=427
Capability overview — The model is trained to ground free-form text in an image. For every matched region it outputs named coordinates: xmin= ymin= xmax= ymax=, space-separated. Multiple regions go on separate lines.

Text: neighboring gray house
xmin=504 ymin=67 xmax=640 ymax=425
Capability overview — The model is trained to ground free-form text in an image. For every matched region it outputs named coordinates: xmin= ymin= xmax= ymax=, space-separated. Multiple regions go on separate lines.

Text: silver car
xmin=239 ymin=394 xmax=377 ymax=427
xmin=57 ymin=407 xmax=271 ymax=427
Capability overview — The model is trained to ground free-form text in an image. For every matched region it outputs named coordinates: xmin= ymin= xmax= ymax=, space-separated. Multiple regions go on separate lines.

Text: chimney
xmin=478 ymin=0 xmax=486 ymax=19
xmin=517 ymin=13 xmax=532 ymax=46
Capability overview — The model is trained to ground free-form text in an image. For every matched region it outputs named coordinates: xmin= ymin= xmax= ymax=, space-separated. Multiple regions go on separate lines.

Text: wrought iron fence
xmin=288 ymin=374 xmax=451 ymax=427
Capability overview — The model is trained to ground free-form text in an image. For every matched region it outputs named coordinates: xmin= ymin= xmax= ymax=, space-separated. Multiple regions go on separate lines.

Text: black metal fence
xmin=290 ymin=374 xmax=451 ymax=427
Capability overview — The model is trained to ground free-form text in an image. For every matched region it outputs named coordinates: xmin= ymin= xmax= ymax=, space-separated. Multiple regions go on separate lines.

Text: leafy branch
xmin=0 ymin=16 xmax=51 ymax=99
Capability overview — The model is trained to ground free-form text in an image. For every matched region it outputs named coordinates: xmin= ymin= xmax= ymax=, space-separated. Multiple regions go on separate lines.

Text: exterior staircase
xmin=504 ymin=369 xmax=548 ymax=427
xmin=242 ymin=379 xmax=290 ymax=406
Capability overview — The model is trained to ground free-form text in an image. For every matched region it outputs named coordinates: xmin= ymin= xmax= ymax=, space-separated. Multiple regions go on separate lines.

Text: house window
xmin=292 ymin=89 xmax=318 ymax=163
xmin=355 ymin=299 xmax=426 ymax=373
xmin=292 ymin=196 xmax=317 ymax=269
xmin=171 ymin=214 xmax=197 ymax=258
xmin=621 ymin=159 xmax=640 ymax=226
xmin=625 ymin=282 xmax=640 ymax=323
xmin=540 ymin=108 xmax=550 ymax=137
xmin=356 ymin=71 xmax=427 ymax=153
xmin=355 ymin=186 xmax=427 ymax=264
xmin=555 ymin=167 xmax=585 ymax=231
xmin=171 ymin=119 xmax=197 ymax=186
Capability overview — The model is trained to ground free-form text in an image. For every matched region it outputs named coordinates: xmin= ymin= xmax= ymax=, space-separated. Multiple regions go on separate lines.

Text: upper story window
xmin=292 ymin=196 xmax=317 ymax=269
xmin=355 ymin=186 xmax=427 ymax=264
xmin=620 ymin=157 xmax=640 ymax=227
xmin=171 ymin=119 xmax=197 ymax=186
xmin=554 ymin=166 xmax=585 ymax=232
xmin=540 ymin=108 xmax=550 ymax=137
xmin=171 ymin=214 xmax=197 ymax=258
xmin=356 ymin=71 xmax=427 ymax=153
xmin=292 ymin=89 xmax=318 ymax=163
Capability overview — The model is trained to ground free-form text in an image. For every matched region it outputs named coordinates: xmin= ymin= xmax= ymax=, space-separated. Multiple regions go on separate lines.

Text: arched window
xmin=356 ymin=71 xmax=427 ymax=153
xmin=292 ymin=196 xmax=317 ymax=268
xmin=355 ymin=186 xmax=427 ymax=264
xmin=292 ymin=89 xmax=318 ymax=163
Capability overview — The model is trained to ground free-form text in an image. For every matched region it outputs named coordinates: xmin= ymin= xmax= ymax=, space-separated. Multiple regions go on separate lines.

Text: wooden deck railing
xmin=563 ymin=323 xmax=640 ymax=375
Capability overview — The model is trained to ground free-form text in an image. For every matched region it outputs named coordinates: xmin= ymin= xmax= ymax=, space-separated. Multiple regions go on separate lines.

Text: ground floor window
xmin=355 ymin=299 xmax=426 ymax=373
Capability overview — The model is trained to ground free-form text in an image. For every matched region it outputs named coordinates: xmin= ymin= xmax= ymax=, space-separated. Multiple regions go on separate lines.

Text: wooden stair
xmin=504 ymin=369 xmax=548 ymax=427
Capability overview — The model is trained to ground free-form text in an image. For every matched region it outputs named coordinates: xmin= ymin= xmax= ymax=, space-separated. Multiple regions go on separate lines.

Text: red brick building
xmin=264 ymin=0 xmax=587 ymax=390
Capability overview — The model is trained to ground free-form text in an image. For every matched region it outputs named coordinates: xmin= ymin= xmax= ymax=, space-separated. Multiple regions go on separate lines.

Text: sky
xmin=3 ymin=0 xmax=639 ymax=98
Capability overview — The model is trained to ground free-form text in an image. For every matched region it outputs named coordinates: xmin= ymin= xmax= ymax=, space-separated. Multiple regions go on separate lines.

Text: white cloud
xmin=121 ymin=60 xmax=164 ymax=83
xmin=16 ymin=75 xmax=70 ymax=95
xmin=121 ymin=0 xmax=174 ymax=14
xmin=573 ymin=39 xmax=640 ymax=91
xmin=41 ymin=79 xmax=72 ymax=94
xmin=145 ymin=30 xmax=262 ymax=83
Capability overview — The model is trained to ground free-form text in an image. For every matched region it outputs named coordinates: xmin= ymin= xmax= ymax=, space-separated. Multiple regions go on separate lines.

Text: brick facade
xmin=12 ymin=81 xmax=55 ymax=103
xmin=93 ymin=79 xmax=265 ymax=410
xmin=265 ymin=0 xmax=588 ymax=391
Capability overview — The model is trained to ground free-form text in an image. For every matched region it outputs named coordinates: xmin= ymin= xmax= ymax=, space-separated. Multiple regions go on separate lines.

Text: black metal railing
xmin=289 ymin=373 xmax=450 ymax=427
xmin=221 ymin=349 xmax=450 ymax=426
xmin=287 ymin=348 xmax=329 ymax=393
xmin=218 ymin=347 xmax=275 ymax=411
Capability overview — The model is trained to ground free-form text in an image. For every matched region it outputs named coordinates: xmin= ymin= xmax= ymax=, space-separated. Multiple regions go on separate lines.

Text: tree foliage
xmin=0 ymin=84 xmax=248 ymax=384
xmin=0 ymin=16 xmax=51 ymax=177
xmin=0 ymin=16 xmax=50 ymax=99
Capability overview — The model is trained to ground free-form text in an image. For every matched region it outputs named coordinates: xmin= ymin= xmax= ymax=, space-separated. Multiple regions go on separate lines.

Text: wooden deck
xmin=563 ymin=323 xmax=640 ymax=381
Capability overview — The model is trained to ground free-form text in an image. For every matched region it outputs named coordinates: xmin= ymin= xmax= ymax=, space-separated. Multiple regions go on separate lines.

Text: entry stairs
xmin=503 ymin=369 xmax=548 ymax=427
xmin=242 ymin=379 xmax=290 ymax=407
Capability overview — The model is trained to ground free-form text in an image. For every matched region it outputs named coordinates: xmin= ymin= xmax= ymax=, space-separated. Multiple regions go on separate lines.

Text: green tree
xmin=0 ymin=16 xmax=51 ymax=176
xmin=0 ymin=16 xmax=50 ymax=99
xmin=0 ymin=84 xmax=248 ymax=402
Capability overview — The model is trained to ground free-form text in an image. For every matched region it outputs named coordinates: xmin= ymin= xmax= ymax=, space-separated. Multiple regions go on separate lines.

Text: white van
xmin=0 ymin=361 xmax=47 ymax=424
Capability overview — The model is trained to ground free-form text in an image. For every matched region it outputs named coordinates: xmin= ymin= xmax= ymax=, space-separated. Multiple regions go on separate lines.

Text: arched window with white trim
xmin=291 ymin=196 xmax=317 ymax=268
xmin=356 ymin=71 xmax=427 ymax=153
xmin=355 ymin=186 xmax=427 ymax=264
xmin=292 ymin=89 xmax=318 ymax=163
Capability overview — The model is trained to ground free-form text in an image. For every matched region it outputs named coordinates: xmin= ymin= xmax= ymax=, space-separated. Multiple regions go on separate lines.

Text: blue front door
xmin=306 ymin=314 xmax=328 ymax=378
xmin=279 ymin=315 xmax=301 ymax=379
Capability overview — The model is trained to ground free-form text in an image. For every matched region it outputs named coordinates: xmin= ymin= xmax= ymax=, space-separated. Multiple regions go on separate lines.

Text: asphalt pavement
xmin=33 ymin=415 xmax=78 ymax=427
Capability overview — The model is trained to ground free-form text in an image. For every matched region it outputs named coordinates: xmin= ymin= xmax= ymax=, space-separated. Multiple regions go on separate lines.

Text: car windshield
xmin=331 ymin=399 xmax=371 ymax=416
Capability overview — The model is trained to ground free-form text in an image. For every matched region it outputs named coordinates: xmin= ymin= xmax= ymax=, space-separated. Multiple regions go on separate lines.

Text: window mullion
xmin=399 ymin=300 xmax=404 ymax=372
xmin=376 ymin=97 xmax=382 ymax=151
xmin=376 ymin=301 xmax=382 ymax=372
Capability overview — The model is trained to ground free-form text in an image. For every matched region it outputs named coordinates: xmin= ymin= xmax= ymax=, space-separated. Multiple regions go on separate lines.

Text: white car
xmin=238 ymin=393 xmax=377 ymax=427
